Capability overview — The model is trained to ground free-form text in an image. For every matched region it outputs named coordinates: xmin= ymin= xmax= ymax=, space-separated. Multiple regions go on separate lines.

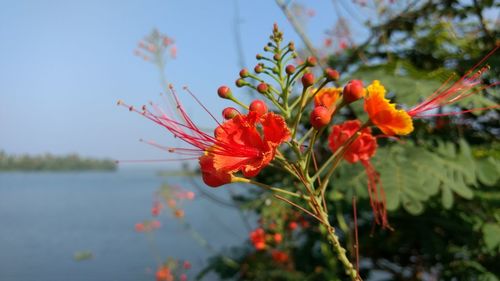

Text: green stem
xmin=291 ymin=87 xmax=310 ymax=139
xmin=323 ymin=220 xmax=360 ymax=280
xmin=304 ymin=130 xmax=319 ymax=173
xmin=234 ymin=177 xmax=309 ymax=200
xmin=316 ymin=123 xmax=369 ymax=196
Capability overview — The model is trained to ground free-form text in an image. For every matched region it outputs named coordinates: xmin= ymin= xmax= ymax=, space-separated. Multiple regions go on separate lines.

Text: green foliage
xmin=332 ymin=140 xmax=499 ymax=215
xmin=0 ymin=150 xmax=116 ymax=171
xmin=482 ymin=223 xmax=500 ymax=253
xmin=73 ymin=251 xmax=94 ymax=261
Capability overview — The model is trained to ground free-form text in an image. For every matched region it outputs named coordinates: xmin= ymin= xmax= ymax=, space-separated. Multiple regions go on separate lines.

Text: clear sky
xmin=0 ymin=0 xmax=370 ymax=167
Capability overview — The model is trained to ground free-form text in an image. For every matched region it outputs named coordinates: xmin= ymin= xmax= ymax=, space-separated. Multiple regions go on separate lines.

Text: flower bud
xmin=288 ymin=41 xmax=295 ymax=51
xmin=256 ymin=54 xmax=263 ymax=60
xmin=239 ymin=68 xmax=249 ymax=78
xmin=222 ymin=107 xmax=239 ymax=120
xmin=324 ymin=68 xmax=340 ymax=81
xmin=235 ymin=78 xmax=247 ymax=88
xmin=217 ymin=86 xmax=232 ymax=99
xmin=273 ymin=53 xmax=281 ymax=61
xmin=301 ymin=72 xmax=315 ymax=88
xmin=310 ymin=106 xmax=331 ymax=129
xmin=343 ymin=80 xmax=365 ymax=103
xmin=306 ymin=56 xmax=317 ymax=67
xmin=285 ymin=65 xmax=296 ymax=75
xmin=257 ymin=83 xmax=269 ymax=94
xmin=254 ymin=64 xmax=264 ymax=73
xmin=249 ymin=100 xmax=268 ymax=117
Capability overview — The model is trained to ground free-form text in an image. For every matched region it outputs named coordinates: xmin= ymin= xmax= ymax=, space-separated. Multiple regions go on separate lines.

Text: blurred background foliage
xmin=197 ymin=0 xmax=499 ymax=280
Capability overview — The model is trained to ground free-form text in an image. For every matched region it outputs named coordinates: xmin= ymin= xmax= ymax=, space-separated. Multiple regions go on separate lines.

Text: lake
xmin=0 ymin=168 xmax=251 ymax=281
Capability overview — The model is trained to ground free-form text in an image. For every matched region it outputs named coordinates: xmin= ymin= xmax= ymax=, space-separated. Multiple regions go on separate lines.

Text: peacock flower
xmin=328 ymin=120 xmax=377 ymax=163
xmin=314 ymin=87 xmax=342 ymax=111
xmin=328 ymin=120 xmax=389 ymax=229
xmin=271 ymin=250 xmax=289 ymax=263
xmin=249 ymin=228 xmax=267 ymax=250
xmin=364 ymin=80 xmax=414 ymax=136
xmin=119 ymin=86 xmax=290 ymax=188
xmin=200 ymin=111 xmax=290 ymax=187
xmin=365 ymin=47 xmax=499 ymax=135
xmin=156 ymin=266 xmax=173 ymax=281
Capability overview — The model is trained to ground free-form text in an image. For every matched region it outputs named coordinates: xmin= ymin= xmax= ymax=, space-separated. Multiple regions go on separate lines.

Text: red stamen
xmin=408 ymin=46 xmax=499 ymax=118
xmin=361 ymin=159 xmax=391 ymax=230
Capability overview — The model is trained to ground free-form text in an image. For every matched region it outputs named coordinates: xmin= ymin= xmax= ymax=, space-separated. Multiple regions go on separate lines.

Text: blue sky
xmin=0 ymin=0 xmax=369 ymax=166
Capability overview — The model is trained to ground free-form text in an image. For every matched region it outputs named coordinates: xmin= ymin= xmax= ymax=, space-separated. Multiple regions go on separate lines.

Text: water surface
xmin=0 ymin=169 xmax=249 ymax=281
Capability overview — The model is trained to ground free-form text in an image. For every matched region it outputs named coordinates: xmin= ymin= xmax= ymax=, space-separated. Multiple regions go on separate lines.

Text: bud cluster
xmin=134 ymin=29 xmax=177 ymax=64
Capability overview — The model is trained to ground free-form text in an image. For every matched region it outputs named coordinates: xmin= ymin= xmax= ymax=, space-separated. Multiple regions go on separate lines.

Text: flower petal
xmin=262 ymin=112 xmax=291 ymax=146
xmin=364 ymin=80 xmax=413 ymax=136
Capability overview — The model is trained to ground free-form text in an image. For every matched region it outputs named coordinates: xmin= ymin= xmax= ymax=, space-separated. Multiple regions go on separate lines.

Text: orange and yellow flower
xmin=313 ymin=87 xmax=342 ymax=111
xmin=364 ymin=80 xmax=413 ymax=136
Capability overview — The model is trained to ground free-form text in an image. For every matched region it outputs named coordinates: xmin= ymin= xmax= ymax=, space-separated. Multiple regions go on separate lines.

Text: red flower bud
xmin=249 ymin=100 xmax=268 ymax=117
xmin=310 ymin=106 xmax=331 ymax=129
xmin=343 ymin=80 xmax=365 ymax=103
xmin=274 ymin=233 xmax=283 ymax=244
xmin=325 ymin=68 xmax=340 ymax=81
xmin=257 ymin=83 xmax=269 ymax=94
xmin=273 ymin=53 xmax=281 ymax=61
xmin=288 ymin=221 xmax=298 ymax=231
xmin=301 ymin=72 xmax=315 ymax=88
xmin=306 ymin=56 xmax=317 ymax=67
xmin=254 ymin=64 xmax=264 ymax=73
xmin=239 ymin=68 xmax=249 ymax=78
xmin=135 ymin=223 xmax=145 ymax=232
xmin=285 ymin=65 xmax=296 ymax=75
xmin=235 ymin=78 xmax=247 ymax=88
xmin=222 ymin=107 xmax=239 ymax=120
xmin=217 ymin=86 xmax=232 ymax=99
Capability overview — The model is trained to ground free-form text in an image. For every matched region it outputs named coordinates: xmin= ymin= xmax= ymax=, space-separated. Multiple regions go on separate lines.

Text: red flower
xmin=156 ymin=266 xmax=173 ymax=281
xmin=328 ymin=120 xmax=377 ymax=163
xmin=249 ymin=228 xmax=267 ymax=250
xmin=120 ymin=87 xmax=290 ymax=188
xmin=328 ymin=120 xmax=390 ymax=228
xmin=273 ymin=233 xmax=283 ymax=244
xmin=271 ymin=250 xmax=289 ymax=263
xmin=200 ymin=111 xmax=290 ymax=187
xmin=134 ymin=223 xmax=145 ymax=232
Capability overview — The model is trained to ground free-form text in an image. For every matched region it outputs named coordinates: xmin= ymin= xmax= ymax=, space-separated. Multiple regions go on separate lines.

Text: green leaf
xmin=476 ymin=157 xmax=500 ymax=186
xmin=372 ymin=140 xmax=479 ymax=213
xmin=401 ymin=193 xmax=424 ymax=215
xmin=441 ymin=184 xmax=454 ymax=209
xmin=482 ymin=223 xmax=500 ymax=252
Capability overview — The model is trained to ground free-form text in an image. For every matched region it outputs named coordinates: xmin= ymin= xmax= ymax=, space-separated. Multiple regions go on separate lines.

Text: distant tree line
xmin=0 ymin=150 xmax=117 ymax=171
